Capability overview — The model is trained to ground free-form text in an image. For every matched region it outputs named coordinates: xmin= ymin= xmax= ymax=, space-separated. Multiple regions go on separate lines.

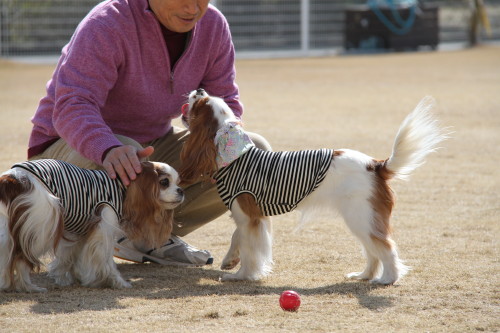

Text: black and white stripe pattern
xmin=13 ymin=160 xmax=126 ymax=236
xmin=216 ymin=146 xmax=333 ymax=216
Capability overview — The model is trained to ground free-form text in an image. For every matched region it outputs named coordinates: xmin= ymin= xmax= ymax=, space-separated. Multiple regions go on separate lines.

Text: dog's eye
xmin=159 ymin=178 xmax=170 ymax=187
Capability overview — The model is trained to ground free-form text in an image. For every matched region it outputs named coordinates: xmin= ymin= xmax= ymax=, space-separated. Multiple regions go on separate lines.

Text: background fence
xmin=1 ymin=0 xmax=499 ymax=58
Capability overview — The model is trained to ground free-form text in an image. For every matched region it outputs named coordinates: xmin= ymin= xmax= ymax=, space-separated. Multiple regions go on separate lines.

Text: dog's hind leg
xmin=12 ymin=260 xmax=47 ymax=292
xmin=340 ymin=199 xmax=407 ymax=285
xmin=339 ymin=198 xmax=386 ymax=283
xmin=346 ymin=249 xmax=380 ymax=281
xmin=367 ymin=236 xmax=408 ymax=285
xmin=222 ymin=194 xmax=273 ymax=281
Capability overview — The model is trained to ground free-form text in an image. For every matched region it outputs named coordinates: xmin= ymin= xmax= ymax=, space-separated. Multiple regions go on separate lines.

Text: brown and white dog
xmin=0 ymin=160 xmax=183 ymax=292
xmin=180 ymin=89 xmax=447 ymax=285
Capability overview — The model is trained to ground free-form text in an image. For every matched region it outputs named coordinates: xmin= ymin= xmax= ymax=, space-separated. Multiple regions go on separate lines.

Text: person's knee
xmin=247 ymin=132 xmax=272 ymax=152
xmin=115 ymin=135 xmax=143 ymax=150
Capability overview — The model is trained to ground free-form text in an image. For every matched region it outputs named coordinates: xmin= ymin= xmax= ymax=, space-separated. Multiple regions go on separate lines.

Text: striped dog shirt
xmin=215 ymin=146 xmax=333 ymax=216
xmin=13 ymin=160 xmax=126 ymax=236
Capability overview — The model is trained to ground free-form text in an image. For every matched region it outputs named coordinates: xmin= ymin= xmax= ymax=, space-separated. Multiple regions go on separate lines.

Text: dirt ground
xmin=0 ymin=45 xmax=499 ymax=332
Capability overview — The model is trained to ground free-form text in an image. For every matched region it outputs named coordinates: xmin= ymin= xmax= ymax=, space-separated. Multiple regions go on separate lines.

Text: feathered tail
xmin=385 ymin=96 xmax=449 ymax=180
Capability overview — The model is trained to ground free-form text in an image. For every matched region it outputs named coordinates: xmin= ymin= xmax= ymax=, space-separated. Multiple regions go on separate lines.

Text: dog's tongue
xmin=181 ymin=103 xmax=189 ymax=116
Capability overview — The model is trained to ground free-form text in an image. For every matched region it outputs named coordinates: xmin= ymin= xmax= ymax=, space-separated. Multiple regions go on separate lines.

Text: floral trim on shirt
xmin=214 ymin=121 xmax=255 ymax=168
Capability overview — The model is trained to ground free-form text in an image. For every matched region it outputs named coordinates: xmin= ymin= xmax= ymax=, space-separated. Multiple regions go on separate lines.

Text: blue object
xmin=367 ymin=0 xmax=417 ymax=35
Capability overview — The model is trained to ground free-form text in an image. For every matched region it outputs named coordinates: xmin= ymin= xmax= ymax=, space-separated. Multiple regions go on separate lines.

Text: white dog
xmin=179 ymin=89 xmax=446 ymax=285
xmin=0 ymin=160 xmax=183 ymax=292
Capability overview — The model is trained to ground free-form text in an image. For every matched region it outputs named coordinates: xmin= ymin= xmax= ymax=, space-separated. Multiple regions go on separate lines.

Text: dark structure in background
xmin=344 ymin=4 xmax=439 ymax=51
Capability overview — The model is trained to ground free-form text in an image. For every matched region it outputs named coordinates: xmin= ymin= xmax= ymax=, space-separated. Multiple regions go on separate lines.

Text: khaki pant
xmin=31 ymin=126 xmax=272 ymax=236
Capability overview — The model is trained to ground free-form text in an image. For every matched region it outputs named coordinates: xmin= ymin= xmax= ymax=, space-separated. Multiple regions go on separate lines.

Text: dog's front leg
xmin=76 ymin=207 xmax=131 ymax=289
xmin=221 ymin=228 xmax=240 ymax=270
xmin=0 ymin=213 xmax=13 ymax=290
xmin=221 ymin=197 xmax=273 ymax=281
xmin=49 ymin=238 xmax=78 ymax=287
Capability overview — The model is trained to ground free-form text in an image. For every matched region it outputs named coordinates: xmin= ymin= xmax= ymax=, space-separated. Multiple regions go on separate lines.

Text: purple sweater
xmin=28 ymin=0 xmax=242 ymax=165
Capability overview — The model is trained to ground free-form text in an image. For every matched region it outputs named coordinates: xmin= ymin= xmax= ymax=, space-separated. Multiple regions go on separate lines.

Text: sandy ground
xmin=0 ymin=45 xmax=499 ymax=332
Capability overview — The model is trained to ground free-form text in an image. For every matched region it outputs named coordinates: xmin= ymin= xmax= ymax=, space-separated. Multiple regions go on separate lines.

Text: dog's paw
xmin=0 ymin=278 xmax=11 ymax=291
xmin=369 ymin=277 xmax=396 ymax=286
xmin=221 ymin=273 xmax=251 ymax=282
xmin=110 ymin=277 xmax=132 ymax=289
xmin=52 ymin=273 xmax=75 ymax=287
xmin=220 ymin=258 xmax=240 ymax=270
xmin=18 ymin=284 xmax=47 ymax=293
xmin=220 ymin=273 xmax=241 ymax=282
xmin=346 ymin=272 xmax=371 ymax=281
xmin=221 ymin=271 xmax=262 ymax=282
xmin=118 ymin=281 xmax=132 ymax=289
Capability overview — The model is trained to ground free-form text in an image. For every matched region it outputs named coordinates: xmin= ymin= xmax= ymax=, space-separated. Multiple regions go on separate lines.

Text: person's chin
xmin=173 ymin=18 xmax=197 ymax=32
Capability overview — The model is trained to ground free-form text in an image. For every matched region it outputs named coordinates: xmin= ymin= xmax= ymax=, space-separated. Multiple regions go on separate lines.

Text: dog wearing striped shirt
xmin=0 ymin=160 xmax=183 ymax=292
xmin=180 ymin=89 xmax=447 ymax=285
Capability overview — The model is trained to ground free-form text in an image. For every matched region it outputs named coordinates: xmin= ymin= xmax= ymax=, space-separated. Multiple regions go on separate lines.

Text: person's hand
xmin=103 ymin=145 xmax=154 ymax=186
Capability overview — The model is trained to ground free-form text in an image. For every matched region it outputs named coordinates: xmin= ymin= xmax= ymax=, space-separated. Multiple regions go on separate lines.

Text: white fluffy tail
xmin=386 ymin=96 xmax=448 ymax=180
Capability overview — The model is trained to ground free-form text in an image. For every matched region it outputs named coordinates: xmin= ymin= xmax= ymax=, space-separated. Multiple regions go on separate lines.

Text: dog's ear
xmin=121 ymin=162 xmax=173 ymax=248
xmin=179 ymin=98 xmax=220 ymax=185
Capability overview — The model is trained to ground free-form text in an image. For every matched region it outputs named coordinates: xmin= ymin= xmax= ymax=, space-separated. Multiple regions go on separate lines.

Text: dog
xmin=179 ymin=88 xmax=447 ymax=285
xmin=0 ymin=159 xmax=184 ymax=292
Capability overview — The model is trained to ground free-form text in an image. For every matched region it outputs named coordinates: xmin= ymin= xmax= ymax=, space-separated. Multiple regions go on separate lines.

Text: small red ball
xmin=279 ymin=290 xmax=301 ymax=312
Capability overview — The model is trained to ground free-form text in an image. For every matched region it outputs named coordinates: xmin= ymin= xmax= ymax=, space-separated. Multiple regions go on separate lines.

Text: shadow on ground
xmin=0 ymin=262 xmax=394 ymax=314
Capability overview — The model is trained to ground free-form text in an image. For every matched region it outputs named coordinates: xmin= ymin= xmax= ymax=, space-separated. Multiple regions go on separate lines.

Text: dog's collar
xmin=215 ymin=121 xmax=255 ymax=168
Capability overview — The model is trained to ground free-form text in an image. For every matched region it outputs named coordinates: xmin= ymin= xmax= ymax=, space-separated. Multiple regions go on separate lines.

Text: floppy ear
xmin=121 ymin=162 xmax=173 ymax=249
xmin=179 ymin=98 xmax=220 ymax=185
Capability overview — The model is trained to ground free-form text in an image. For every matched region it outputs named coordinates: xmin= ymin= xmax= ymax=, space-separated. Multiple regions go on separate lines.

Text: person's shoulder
xmin=85 ymin=0 xmax=135 ymax=25
xmin=77 ymin=0 xmax=139 ymax=34
xmin=197 ymin=4 xmax=230 ymax=37
xmin=201 ymin=4 xmax=229 ymax=25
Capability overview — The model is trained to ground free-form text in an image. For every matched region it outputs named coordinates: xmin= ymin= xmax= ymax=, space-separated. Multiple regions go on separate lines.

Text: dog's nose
xmin=177 ymin=188 xmax=184 ymax=197
xmin=196 ymin=88 xmax=205 ymax=96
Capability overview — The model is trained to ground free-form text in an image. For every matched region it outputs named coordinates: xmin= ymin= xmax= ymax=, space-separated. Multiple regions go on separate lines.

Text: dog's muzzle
xmin=196 ymin=88 xmax=206 ymax=96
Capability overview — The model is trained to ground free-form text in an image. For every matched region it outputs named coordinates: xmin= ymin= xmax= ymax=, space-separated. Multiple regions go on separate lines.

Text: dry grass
xmin=0 ymin=46 xmax=499 ymax=332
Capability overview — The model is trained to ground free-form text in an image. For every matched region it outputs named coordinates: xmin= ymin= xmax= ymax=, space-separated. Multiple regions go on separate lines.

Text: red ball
xmin=279 ymin=290 xmax=301 ymax=312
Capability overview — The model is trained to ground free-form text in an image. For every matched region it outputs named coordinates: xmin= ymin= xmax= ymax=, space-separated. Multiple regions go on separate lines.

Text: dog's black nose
xmin=196 ymin=88 xmax=205 ymax=96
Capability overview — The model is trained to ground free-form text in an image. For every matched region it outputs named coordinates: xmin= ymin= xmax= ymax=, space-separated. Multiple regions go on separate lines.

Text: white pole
xmin=301 ymin=0 xmax=310 ymax=53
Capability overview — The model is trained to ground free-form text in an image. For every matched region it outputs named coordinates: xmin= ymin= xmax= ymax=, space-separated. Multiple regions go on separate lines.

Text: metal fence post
xmin=301 ymin=0 xmax=310 ymax=53
xmin=0 ymin=0 xmax=4 ymax=56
